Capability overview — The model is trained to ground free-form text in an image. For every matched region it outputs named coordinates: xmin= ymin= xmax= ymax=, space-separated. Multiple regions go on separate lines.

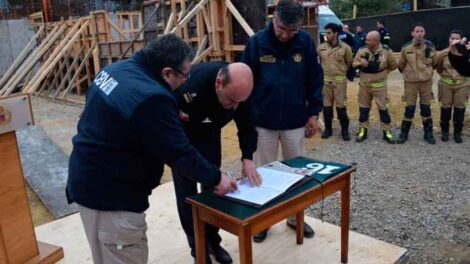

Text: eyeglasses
xmin=172 ymin=68 xmax=190 ymax=79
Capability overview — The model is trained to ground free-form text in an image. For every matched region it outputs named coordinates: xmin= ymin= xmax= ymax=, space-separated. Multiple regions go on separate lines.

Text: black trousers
xmin=172 ymin=128 xmax=222 ymax=252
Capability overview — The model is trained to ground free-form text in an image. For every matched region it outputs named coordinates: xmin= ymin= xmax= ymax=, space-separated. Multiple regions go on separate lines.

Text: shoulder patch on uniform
xmin=183 ymin=92 xmax=197 ymax=103
xmin=94 ymin=70 xmax=119 ymax=95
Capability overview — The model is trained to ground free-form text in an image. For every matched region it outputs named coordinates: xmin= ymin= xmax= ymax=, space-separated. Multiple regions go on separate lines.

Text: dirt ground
xmin=25 ymin=72 xmax=470 ymax=263
xmin=27 ymin=71 xmax=469 ymax=226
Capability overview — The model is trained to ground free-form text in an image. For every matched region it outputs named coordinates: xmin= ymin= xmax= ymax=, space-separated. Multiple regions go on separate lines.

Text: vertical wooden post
xmin=180 ymin=0 xmax=189 ymax=40
xmin=353 ymin=5 xmax=357 ymax=19
xmin=238 ymin=226 xmax=253 ymax=264
xmin=222 ymin=3 xmax=234 ymax=62
xmin=42 ymin=0 xmax=52 ymax=22
xmin=340 ymin=174 xmax=351 ymax=263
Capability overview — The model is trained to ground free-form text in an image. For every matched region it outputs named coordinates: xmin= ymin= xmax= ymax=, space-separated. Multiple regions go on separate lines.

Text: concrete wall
xmin=0 ymin=19 xmax=35 ymax=78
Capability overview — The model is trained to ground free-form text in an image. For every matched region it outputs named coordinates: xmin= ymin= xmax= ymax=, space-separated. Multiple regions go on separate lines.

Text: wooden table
xmin=187 ymin=157 xmax=355 ymax=264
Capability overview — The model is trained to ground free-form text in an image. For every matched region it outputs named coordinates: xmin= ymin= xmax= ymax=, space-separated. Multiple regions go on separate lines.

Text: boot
xmin=423 ymin=119 xmax=436 ymax=144
xmin=209 ymin=244 xmax=233 ymax=264
xmin=397 ymin=120 xmax=412 ymax=144
xmin=337 ymin=107 xmax=350 ymax=141
xmin=383 ymin=130 xmax=396 ymax=144
xmin=321 ymin=107 xmax=333 ymax=139
xmin=453 ymin=107 xmax=465 ymax=143
xmin=355 ymin=127 xmax=368 ymax=142
xmin=440 ymin=107 xmax=451 ymax=142
xmin=253 ymin=229 xmax=268 ymax=243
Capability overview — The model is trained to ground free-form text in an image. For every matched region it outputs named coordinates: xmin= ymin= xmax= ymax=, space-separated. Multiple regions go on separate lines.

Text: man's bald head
xmin=366 ymin=31 xmax=381 ymax=50
xmin=215 ymin=62 xmax=253 ymax=109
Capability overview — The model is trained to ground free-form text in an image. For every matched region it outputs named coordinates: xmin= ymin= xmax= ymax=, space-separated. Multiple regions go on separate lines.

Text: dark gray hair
xmin=142 ymin=34 xmax=194 ymax=73
xmin=218 ymin=65 xmax=231 ymax=86
xmin=275 ymin=0 xmax=304 ymax=26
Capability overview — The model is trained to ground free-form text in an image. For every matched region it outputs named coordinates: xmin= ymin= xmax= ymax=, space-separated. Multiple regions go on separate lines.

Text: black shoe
xmin=341 ymin=131 xmax=351 ymax=141
xmin=355 ymin=127 xmax=368 ymax=142
xmin=454 ymin=133 xmax=463 ymax=143
xmin=321 ymin=128 xmax=333 ymax=139
xmin=209 ymin=245 xmax=232 ymax=264
xmin=441 ymin=132 xmax=449 ymax=142
xmin=191 ymin=249 xmax=212 ymax=264
xmin=382 ymin=130 xmax=396 ymax=144
xmin=286 ymin=221 xmax=315 ymax=238
xmin=253 ymin=229 xmax=268 ymax=243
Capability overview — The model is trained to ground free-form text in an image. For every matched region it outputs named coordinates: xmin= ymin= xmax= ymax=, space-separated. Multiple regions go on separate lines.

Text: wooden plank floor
xmin=35 ymin=182 xmax=408 ymax=264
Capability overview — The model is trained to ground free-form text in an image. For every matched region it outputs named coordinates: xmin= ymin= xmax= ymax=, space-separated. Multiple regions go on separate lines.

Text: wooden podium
xmin=0 ymin=94 xmax=63 ymax=264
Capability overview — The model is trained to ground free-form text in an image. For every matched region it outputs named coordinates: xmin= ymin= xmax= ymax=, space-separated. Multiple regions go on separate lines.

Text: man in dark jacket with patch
xmin=174 ymin=61 xmax=261 ymax=264
xmin=66 ymin=34 xmax=237 ymax=264
xmin=241 ymin=0 xmax=323 ymax=243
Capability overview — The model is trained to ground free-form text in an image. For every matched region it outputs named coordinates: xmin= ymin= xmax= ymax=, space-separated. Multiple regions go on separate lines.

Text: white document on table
xmin=225 ymin=166 xmax=305 ymax=206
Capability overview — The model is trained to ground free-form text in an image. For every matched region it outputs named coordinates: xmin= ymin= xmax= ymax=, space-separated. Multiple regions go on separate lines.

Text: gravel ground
xmin=303 ymin=122 xmax=470 ymax=264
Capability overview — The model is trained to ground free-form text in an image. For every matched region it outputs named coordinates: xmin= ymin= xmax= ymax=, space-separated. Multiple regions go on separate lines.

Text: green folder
xmin=188 ymin=156 xmax=352 ymax=221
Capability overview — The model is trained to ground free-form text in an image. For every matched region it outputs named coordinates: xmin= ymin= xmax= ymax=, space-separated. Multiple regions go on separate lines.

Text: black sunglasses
xmin=172 ymin=68 xmax=190 ymax=79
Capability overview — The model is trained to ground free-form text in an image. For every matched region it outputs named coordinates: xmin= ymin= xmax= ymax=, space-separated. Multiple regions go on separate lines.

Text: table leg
xmin=296 ymin=211 xmax=304 ymax=245
xmin=341 ymin=175 xmax=351 ymax=263
xmin=238 ymin=227 xmax=252 ymax=264
xmin=192 ymin=207 xmax=206 ymax=264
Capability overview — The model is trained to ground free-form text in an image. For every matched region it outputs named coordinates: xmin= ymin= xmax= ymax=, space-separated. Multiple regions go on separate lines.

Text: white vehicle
xmin=317 ymin=5 xmax=343 ymax=41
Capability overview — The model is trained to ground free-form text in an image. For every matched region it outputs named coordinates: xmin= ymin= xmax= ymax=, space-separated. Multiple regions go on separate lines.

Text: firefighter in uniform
xmin=397 ymin=22 xmax=437 ymax=144
xmin=377 ymin=21 xmax=391 ymax=47
xmin=353 ymin=31 xmax=397 ymax=143
xmin=318 ymin=23 xmax=353 ymax=141
xmin=174 ymin=61 xmax=260 ymax=264
xmin=435 ymin=30 xmax=470 ymax=143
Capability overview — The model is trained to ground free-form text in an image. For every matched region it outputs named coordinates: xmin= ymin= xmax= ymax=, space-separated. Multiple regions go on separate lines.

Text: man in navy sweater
xmin=241 ymin=0 xmax=323 ymax=243
xmin=66 ymin=34 xmax=237 ymax=264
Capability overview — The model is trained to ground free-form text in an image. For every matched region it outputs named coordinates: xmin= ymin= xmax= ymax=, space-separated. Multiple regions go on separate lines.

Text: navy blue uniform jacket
xmin=240 ymin=22 xmax=323 ymax=130
xmin=177 ymin=62 xmax=257 ymax=160
xmin=66 ymin=51 xmax=221 ymax=213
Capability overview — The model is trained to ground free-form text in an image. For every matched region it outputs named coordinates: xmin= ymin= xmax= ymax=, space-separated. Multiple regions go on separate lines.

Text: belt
xmin=441 ymin=78 xmax=468 ymax=86
xmin=324 ymin=75 xmax=346 ymax=82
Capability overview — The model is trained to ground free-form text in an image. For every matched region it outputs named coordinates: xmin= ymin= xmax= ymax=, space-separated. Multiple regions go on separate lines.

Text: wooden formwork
xmin=0 ymin=10 xmax=144 ymax=103
xmin=0 ymin=1 xmax=320 ymax=103
xmin=90 ymin=10 xmax=145 ymax=66
xmin=145 ymin=0 xmax=320 ymax=63
xmin=155 ymin=0 xmax=255 ymax=63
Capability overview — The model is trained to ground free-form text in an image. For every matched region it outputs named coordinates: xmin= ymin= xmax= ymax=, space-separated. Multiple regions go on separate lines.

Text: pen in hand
xmin=214 ymin=171 xmax=238 ymax=196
